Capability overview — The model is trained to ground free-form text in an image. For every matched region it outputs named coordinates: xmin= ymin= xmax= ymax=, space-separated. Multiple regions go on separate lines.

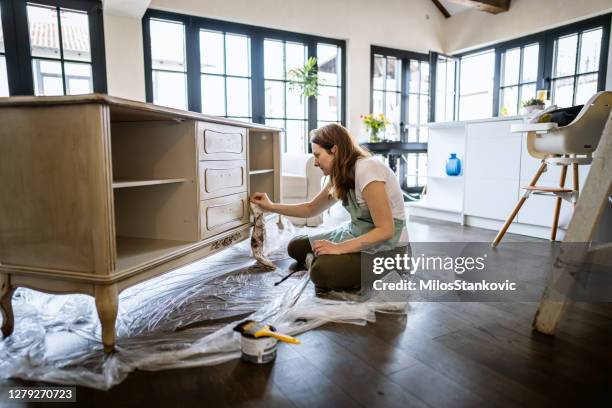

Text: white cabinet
xmin=463 ymin=120 xmax=522 ymax=220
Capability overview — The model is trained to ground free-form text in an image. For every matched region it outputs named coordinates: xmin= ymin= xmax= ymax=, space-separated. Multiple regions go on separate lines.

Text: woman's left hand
xmin=312 ymin=240 xmax=345 ymax=255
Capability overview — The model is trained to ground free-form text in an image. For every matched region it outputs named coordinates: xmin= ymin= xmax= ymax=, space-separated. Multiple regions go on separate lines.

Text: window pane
xmin=32 ymin=59 xmax=63 ymax=95
xmin=265 ymin=80 xmax=284 ymax=117
xmin=152 ymin=70 xmax=187 ymax=110
xmin=285 ymin=42 xmax=306 ymax=77
xmin=200 ymin=30 xmax=224 ymax=74
xmin=287 ymin=83 xmax=306 ymax=119
xmin=373 ymin=55 xmax=385 ymax=90
xmin=201 ymin=74 xmax=225 ymax=115
xmin=519 ymin=83 xmax=536 ymax=106
xmin=286 ymin=120 xmax=306 ymax=154
xmin=407 ymin=127 xmax=418 ymax=142
xmin=409 ymin=93 xmax=418 ymax=124
xmin=575 ymin=73 xmax=598 ymax=105
xmin=553 ymin=34 xmax=577 ymax=78
xmin=226 ymin=33 xmax=249 ymax=77
xmin=500 ymin=86 xmax=518 ymax=116
xmin=372 ymin=90 xmax=384 ymax=115
xmin=552 ymin=77 xmax=574 ymax=107
xmin=459 ymin=50 xmax=494 ymax=120
xmin=226 ymin=77 xmax=250 ymax=117
xmin=522 ymin=44 xmax=539 ymax=82
xmin=60 ymin=9 xmax=91 ymax=62
xmin=317 ymin=43 xmax=340 ymax=86
xmin=150 ymin=19 xmax=185 ymax=72
xmin=420 ymin=96 xmax=429 ymax=124
xmin=64 ymin=62 xmax=92 ymax=94
xmin=579 ymin=28 xmax=602 ymax=74
xmin=502 ymin=47 xmax=520 ymax=86
xmin=265 ymin=119 xmax=285 ymax=131
xmin=417 ymin=154 xmax=428 ymax=180
xmin=0 ymin=56 xmax=9 ymax=96
xmin=420 ymin=62 xmax=429 ymax=94
xmin=385 ymin=92 xmax=401 ymax=141
xmin=435 ymin=57 xmax=455 ymax=122
xmin=0 ymin=8 xmax=4 ymax=53
xmin=318 ymin=85 xmax=339 ymax=121
xmin=28 ymin=4 xmax=61 ymax=59
xmin=409 ymin=60 xmax=420 ymax=93
xmin=386 ymin=56 xmax=401 ymax=92
xmin=264 ymin=39 xmax=283 ymax=79
xmin=419 ymin=126 xmax=429 ymax=143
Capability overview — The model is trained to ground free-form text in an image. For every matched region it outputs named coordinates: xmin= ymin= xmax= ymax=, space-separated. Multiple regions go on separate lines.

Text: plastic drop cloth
xmin=0 ymin=219 xmax=407 ymax=390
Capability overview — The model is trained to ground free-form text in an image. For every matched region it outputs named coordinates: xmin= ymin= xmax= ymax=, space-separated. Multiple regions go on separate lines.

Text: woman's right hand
xmin=250 ymin=192 xmax=275 ymax=212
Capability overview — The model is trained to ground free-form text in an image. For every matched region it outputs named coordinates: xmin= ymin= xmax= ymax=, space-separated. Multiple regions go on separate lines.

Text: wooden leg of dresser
xmin=1 ymin=274 xmax=15 ymax=338
xmin=94 ymin=284 xmax=118 ymax=353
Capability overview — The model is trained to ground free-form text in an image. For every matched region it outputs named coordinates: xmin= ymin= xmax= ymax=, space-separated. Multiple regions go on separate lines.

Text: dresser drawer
xmin=200 ymin=192 xmax=249 ymax=240
xmin=199 ymin=160 xmax=247 ymax=200
xmin=198 ymin=122 xmax=246 ymax=160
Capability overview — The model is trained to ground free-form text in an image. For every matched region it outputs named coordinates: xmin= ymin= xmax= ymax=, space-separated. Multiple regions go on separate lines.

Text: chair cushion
xmin=282 ymin=173 xmax=307 ymax=198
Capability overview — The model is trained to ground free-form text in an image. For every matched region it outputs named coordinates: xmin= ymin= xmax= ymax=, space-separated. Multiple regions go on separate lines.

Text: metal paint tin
xmin=239 ymin=331 xmax=278 ymax=364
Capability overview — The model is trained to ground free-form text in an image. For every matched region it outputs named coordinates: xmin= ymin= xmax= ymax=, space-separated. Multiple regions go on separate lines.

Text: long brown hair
xmin=310 ymin=123 xmax=370 ymax=201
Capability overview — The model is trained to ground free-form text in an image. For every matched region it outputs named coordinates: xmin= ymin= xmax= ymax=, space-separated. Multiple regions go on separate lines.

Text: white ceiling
xmin=439 ymin=0 xmax=472 ymax=16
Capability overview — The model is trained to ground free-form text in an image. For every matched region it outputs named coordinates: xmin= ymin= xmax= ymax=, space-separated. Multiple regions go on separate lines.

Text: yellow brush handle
xmin=255 ymin=330 xmax=301 ymax=344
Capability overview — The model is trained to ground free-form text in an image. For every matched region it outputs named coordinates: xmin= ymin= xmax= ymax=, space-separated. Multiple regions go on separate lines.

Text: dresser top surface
xmin=0 ymin=93 xmax=281 ymax=132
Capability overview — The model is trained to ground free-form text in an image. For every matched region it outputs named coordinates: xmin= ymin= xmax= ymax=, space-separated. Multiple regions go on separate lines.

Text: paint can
xmin=239 ymin=327 xmax=278 ymax=364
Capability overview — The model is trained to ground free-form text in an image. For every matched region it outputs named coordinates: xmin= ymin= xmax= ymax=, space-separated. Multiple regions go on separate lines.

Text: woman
xmin=250 ymin=123 xmax=409 ymax=291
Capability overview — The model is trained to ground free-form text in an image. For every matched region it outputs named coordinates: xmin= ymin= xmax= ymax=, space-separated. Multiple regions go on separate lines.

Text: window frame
xmin=0 ymin=0 xmax=107 ymax=96
xmin=369 ymin=45 xmax=431 ymax=193
xmin=142 ymin=8 xmax=346 ymax=152
xmin=451 ymin=13 xmax=610 ymax=118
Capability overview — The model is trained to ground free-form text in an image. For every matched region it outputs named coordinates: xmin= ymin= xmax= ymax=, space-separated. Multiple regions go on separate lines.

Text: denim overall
xmin=308 ymin=187 xmax=408 ymax=254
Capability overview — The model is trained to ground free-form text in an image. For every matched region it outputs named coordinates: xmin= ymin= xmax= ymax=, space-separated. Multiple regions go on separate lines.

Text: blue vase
xmin=445 ymin=153 xmax=461 ymax=176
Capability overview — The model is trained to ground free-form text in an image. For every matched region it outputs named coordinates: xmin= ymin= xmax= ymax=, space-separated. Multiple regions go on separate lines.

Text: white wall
xmin=103 ymin=12 xmax=146 ymax=101
xmin=103 ymin=0 xmax=446 ymax=140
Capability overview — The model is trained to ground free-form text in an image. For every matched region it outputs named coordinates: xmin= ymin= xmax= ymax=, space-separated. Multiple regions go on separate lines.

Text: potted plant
xmin=361 ymin=113 xmax=390 ymax=143
xmin=288 ymin=57 xmax=321 ymax=100
xmin=522 ymin=98 xmax=546 ymax=114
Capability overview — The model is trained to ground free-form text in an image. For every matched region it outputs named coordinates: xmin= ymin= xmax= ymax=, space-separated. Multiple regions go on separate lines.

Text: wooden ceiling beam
xmin=446 ymin=0 xmax=511 ymax=14
xmin=431 ymin=0 xmax=451 ymax=18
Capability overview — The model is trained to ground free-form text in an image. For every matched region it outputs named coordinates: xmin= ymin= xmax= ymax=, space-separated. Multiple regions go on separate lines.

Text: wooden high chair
xmin=492 ymin=91 xmax=612 ymax=247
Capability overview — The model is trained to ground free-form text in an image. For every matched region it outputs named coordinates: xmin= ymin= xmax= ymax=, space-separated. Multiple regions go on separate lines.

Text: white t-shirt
xmin=354 ymin=156 xmax=409 ymax=243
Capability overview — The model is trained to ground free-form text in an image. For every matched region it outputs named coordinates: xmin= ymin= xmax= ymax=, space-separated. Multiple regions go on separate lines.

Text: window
xmin=551 ymin=28 xmax=602 ymax=106
xmin=0 ymin=0 xmax=106 ymax=96
xmin=372 ymin=54 xmax=402 ymax=140
xmin=201 ymin=30 xmax=251 ymax=121
xmin=458 ymin=49 xmax=495 ymax=120
xmin=264 ymin=39 xmax=308 ymax=153
xmin=143 ymin=10 xmax=346 ymax=154
xmin=149 ymin=18 xmax=187 ymax=109
xmin=0 ymin=7 xmax=8 ymax=96
xmin=317 ymin=43 xmax=342 ymax=128
xmin=499 ymin=43 xmax=539 ymax=116
xmin=435 ymin=54 xmax=457 ymax=122
xmin=370 ymin=46 xmax=430 ymax=192
xmin=451 ymin=14 xmax=610 ymax=119
xmin=27 ymin=4 xmax=93 ymax=95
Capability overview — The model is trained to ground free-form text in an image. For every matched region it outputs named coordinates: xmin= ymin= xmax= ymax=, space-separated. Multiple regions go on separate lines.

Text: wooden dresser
xmin=0 ymin=94 xmax=282 ymax=351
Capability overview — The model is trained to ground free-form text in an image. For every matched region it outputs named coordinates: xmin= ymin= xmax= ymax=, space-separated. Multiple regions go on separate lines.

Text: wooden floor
xmin=3 ymin=217 xmax=612 ymax=407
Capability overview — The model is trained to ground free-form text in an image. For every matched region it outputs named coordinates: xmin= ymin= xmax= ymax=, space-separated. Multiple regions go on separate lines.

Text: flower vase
xmin=445 ymin=153 xmax=461 ymax=176
xmin=369 ymin=129 xmax=380 ymax=143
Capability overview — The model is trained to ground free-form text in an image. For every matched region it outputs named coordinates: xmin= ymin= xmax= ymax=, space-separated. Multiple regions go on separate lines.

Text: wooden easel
xmin=533 ymin=111 xmax=612 ymax=334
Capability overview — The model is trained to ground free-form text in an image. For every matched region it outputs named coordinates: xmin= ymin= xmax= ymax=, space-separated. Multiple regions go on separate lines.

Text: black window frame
xmin=0 ymin=0 xmax=107 ymax=96
xmin=450 ymin=13 xmax=610 ymax=118
xmin=369 ymin=45 xmax=432 ymax=194
xmin=142 ymin=8 xmax=346 ymax=152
